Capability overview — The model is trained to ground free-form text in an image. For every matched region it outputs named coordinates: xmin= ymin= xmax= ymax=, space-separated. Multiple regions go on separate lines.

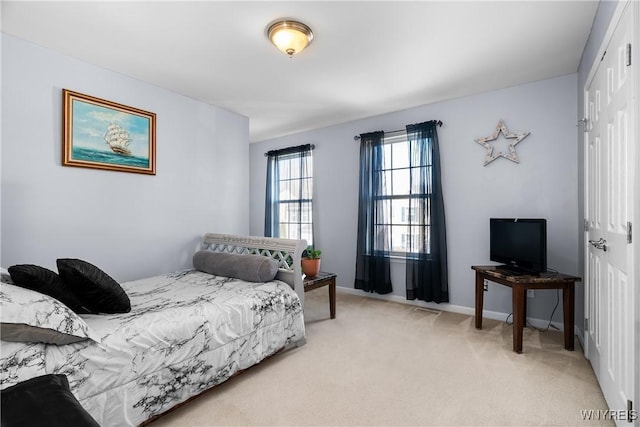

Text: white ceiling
xmin=2 ymin=1 xmax=599 ymax=142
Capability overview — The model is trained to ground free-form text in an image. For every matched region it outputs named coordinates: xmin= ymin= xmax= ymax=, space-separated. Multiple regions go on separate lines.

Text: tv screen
xmin=490 ymin=218 xmax=547 ymax=274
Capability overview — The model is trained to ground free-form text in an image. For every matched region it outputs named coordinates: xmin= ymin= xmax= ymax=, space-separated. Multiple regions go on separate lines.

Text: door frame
xmin=582 ymin=0 xmax=639 ymax=417
xmin=634 ymin=1 xmax=640 ymax=415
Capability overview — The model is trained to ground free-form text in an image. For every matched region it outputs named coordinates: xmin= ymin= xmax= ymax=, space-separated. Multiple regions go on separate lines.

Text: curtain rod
xmin=264 ymin=143 xmax=315 ymax=157
xmin=353 ymin=120 xmax=443 ymax=141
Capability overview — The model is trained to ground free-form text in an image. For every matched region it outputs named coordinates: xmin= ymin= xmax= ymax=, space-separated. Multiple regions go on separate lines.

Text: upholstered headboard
xmin=200 ymin=233 xmax=307 ymax=306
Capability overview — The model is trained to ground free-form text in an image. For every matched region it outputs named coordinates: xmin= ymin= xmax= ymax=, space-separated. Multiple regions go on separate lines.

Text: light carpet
xmin=151 ymin=288 xmax=612 ymax=426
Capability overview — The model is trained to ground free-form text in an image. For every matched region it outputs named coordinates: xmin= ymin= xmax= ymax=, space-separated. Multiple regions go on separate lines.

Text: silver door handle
xmin=588 ymin=238 xmax=608 ymax=251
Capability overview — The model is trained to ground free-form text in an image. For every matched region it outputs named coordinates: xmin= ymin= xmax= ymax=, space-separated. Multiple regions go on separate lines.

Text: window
xmin=265 ymin=145 xmax=313 ymax=245
xmin=276 ymin=154 xmax=313 ymax=243
xmin=355 ymin=120 xmax=447 ymax=301
xmin=373 ymin=134 xmax=432 ymax=255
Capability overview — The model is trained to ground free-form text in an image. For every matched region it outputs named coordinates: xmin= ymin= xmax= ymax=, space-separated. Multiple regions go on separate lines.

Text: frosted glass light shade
xmin=267 ymin=20 xmax=313 ymax=57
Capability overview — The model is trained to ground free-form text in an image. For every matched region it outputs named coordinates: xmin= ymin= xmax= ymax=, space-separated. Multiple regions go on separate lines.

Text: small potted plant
xmin=301 ymin=245 xmax=322 ymax=277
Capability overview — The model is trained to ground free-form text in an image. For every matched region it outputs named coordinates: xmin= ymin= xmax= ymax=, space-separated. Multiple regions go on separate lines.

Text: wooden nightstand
xmin=472 ymin=265 xmax=581 ymax=354
xmin=303 ymin=272 xmax=336 ymax=319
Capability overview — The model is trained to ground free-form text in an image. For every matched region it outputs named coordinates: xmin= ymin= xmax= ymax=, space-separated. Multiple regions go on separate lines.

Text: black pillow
xmin=1 ymin=374 xmax=99 ymax=427
xmin=8 ymin=264 xmax=91 ymax=314
xmin=56 ymin=259 xmax=131 ymax=314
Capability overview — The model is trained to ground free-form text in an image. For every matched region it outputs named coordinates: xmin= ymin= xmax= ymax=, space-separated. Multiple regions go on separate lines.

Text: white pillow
xmin=0 ymin=283 xmax=100 ymax=345
xmin=1 ymin=267 xmax=14 ymax=285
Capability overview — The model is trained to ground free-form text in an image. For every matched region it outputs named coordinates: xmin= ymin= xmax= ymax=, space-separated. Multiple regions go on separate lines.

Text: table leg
xmin=512 ymin=285 xmax=525 ymax=353
xmin=563 ymin=284 xmax=575 ymax=350
xmin=329 ymin=278 xmax=336 ymax=319
xmin=475 ymin=272 xmax=484 ymax=329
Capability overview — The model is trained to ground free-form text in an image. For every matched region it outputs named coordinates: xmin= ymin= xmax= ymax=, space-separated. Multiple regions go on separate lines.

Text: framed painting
xmin=62 ymin=89 xmax=156 ymax=175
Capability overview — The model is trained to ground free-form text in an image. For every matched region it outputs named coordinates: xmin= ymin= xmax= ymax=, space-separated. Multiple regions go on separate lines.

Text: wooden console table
xmin=472 ymin=265 xmax=581 ymax=354
xmin=304 ymin=272 xmax=336 ymax=319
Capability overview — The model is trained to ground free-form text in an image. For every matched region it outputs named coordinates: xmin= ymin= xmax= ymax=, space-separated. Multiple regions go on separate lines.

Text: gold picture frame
xmin=62 ymin=89 xmax=156 ymax=175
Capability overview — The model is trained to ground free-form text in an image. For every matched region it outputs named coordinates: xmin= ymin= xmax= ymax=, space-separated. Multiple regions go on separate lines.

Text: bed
xmin=0 ymin=234 xmax=307 ymax=426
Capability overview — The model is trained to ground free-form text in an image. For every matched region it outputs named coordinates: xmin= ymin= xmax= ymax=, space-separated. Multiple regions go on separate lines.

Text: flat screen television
xmin=490 ymin=218 xmax=547 ymax=274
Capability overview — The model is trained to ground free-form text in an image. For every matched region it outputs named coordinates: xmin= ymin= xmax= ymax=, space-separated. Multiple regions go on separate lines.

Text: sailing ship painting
xmin=63 ymin=89 xmax=156 ymax=175
xmin=104 ymin=122 xmax=132 ymax=156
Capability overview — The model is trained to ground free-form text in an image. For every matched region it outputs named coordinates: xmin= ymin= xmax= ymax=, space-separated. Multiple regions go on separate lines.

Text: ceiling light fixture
xmin=267 ymin=20 xmax=313 ymax=57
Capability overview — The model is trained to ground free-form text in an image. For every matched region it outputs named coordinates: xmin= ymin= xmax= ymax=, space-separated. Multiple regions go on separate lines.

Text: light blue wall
xmin=250 ymin=74 xmax=579 ymax=323
xmin=578 ymin=1 xmax=620 ymax=91
xmin=1 ymin=34 xmax=250 ymax=282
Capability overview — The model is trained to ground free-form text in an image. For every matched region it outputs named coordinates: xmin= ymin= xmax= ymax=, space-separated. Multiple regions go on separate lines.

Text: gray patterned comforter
xmin=0 ymin=270 xmax=306 ymax=426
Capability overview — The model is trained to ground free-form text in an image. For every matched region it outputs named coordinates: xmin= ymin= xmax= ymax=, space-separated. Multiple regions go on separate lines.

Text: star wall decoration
xmin=475 ymin=120 xmax=531 ymax=166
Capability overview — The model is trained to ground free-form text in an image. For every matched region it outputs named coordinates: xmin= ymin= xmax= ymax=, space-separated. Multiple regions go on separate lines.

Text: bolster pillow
xmin=192 ymin=251 xmax=279 ymax=283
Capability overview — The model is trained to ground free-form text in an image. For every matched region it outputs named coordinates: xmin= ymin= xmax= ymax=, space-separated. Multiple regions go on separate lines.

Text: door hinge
xmin=626 ymin=43 xmax=632 ymax=66
xmin=584 ymin=219 xmax=589 ymax=232
xmin=577 ymin=118 xmax=588 ymax=133
xmin=627 ymin=400 xmax=633 ymax=423
xmin=601 ymin=50 xmax=607 ymax=62
xmin=584 ymin=318 xmax=588 ymax=331
xmin=627 ymin=221 xmax=632 ymax=244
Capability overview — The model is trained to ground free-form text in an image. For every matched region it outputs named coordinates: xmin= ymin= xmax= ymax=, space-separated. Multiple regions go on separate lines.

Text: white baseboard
xmin=575 ymin=325 xmax=586 ymax=352
xmin=336 ymin=285 xmax=565 ymax=332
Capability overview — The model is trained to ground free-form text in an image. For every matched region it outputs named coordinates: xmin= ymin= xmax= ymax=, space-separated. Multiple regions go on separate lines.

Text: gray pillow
xmin=193 ymin=251 xmax=279 ymax=283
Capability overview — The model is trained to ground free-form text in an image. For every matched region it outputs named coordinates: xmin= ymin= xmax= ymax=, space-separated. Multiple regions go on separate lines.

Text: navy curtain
xmin=264 ymin=153 xmax=280 ymax=237
xmin=405 ymin=121 xmax=448 ymax=303
xmin=354 ymin=131 xmax=392 ymax=294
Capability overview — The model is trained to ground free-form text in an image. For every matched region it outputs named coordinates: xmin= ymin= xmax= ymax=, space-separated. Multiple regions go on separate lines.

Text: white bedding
xmin=1 ymin=269 xmax=305 ymax=426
